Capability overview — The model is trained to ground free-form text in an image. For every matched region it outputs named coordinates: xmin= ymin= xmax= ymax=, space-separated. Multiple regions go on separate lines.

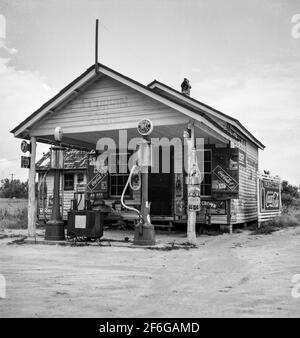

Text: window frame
xmin=63 ymin=173 xmax=75 ymax=191
xmin=109 ymin=152 xmax=132 ymax=198
xmin=196 ymin=149 xmax=212 ymax=197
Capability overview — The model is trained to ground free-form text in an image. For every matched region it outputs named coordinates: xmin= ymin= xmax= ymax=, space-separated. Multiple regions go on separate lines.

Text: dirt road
xmin=0 ymin=227 xmax=299 ymax=317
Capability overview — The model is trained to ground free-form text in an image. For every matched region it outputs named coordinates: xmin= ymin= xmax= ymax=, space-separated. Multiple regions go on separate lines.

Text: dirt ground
xmin=0 ymin=227 xmax=299 ymax=318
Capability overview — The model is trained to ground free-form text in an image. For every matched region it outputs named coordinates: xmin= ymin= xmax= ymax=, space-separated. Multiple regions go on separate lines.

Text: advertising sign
xmin=21 ymin=156 xmax=31 ymax=168
xmin=213 ymin=165 xmax=239 ymax=192
xmin=201 ymin=200 xmax=227 ymax=215
xmin=87 ymin=169 xmax=108 ymax=192
xmin=188 ymin=186 xmax=201 ymax=212
xmin=260 ymin=179 xmax=280 ymax=212
xmin=212 ymin=148 xmax=239 ymax=198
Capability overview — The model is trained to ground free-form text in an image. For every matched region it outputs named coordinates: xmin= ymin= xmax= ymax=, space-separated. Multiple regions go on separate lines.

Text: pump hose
xmin=120 ymin=165 xmax=142 ymax=221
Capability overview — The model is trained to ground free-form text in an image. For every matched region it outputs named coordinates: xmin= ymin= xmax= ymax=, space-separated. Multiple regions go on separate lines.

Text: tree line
xmin=0 ymin=176 xmax=299 ymax=201
xmin=0 ymin=178 xmax=28 ymax=198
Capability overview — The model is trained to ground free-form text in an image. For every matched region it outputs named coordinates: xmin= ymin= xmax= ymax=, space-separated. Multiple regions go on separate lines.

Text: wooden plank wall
xmin=38 ymin=172 xmax=86 ymax=220
xmin=231 ymin=141 xmax=259 ymax=224
xmin=31 ymin=75 xmax=188 ymax=135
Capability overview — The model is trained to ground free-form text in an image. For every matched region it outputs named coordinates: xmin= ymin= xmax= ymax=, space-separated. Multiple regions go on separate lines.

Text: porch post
xmin=28 ymin=136 xmax=37 ymax=237
xmin=185 ymin=122 xmax=198 ymax=245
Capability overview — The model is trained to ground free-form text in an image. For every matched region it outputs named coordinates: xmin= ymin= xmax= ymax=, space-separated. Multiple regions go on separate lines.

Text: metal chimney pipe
xmin=95 ymin=19 xmax=99 ymax=74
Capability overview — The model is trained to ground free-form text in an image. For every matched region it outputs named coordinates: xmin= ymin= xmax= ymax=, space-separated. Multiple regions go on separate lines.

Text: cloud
xmin=192 ymin=62 xmax=300 ymax=185
xmin=0 ymin=55 xmax=56 ymax=182
xmin=0 ymin=40 xmax=18 ymax=55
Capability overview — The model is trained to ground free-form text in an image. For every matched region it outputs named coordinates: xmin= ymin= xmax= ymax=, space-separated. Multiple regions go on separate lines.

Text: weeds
xmin=251 ymin=209 xmax=300 ymax=235
xmin=0 ymin=207 xmax=28 ymax=230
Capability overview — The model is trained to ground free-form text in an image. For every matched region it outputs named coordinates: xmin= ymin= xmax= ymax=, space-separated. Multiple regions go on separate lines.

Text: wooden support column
xmin=186 ymin=122 xmax=197 ymax=245
xmin=28 ymin=136 xmax=37 ymax=237
xmin=227 ymin=199 xmax=233 ymax=234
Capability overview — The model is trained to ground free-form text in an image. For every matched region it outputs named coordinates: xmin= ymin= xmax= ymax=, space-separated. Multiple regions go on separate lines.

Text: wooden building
xmin=36 ymin=149 xmax=89 ymax=221
xmin=11 ymin=63 xmax=280 ymax=233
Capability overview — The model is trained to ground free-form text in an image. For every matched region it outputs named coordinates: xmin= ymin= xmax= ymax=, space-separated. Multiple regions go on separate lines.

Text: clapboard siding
xmin=31 ymin=75 xmax=188 ymax=135
xmin=38 ymin=172 xmax=87 ymax=220
xmin=231 ymin=141 xmax=259 ymax=224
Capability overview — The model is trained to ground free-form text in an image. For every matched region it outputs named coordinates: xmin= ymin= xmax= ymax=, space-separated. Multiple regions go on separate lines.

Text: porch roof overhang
xmin=10 ymin=63 xmax=252 ymax=150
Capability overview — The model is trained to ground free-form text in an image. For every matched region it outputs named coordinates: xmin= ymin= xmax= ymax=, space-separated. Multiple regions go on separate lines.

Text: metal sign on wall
xmin=211 ymin=148 xmax=239 ymax=198
xmin=87 ymin=169 xmax=108 ymax=192
xmin=260 ymin=179 xmax=280 ymax=212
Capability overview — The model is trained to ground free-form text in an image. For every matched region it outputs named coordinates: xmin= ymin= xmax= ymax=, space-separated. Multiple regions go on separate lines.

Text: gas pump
xmin=121 ymin=119 xmax=156 ymax=245
xmin=44 ymin=127 xmax=66 ymax=241
xmin=67 ymin=152 xmax=105 ymax=239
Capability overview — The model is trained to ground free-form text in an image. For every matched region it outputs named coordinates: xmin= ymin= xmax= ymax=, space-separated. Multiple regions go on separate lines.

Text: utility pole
xmin=9 ymin=173 xmax=15 ymax=199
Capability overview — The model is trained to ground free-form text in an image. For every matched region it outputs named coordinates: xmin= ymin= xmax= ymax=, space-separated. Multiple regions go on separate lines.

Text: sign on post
xmin=21 ymin=156 xmax=31 ymax=168
xmin=188 ymin=186 xmax=201 ymax=212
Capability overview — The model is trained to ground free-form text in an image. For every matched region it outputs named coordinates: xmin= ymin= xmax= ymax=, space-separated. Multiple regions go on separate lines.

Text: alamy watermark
xmin=291 ymin=14 xmax=300 ymax=39
xmin=0 ymin=274 xmax=6 ymax=299
xmin=92 ymin=130 xmax=205 ymax=175
xmin=0 ymin=13 xmax=6 ymax=40
xmin=291 ymin=274 xmax=300 ymax=299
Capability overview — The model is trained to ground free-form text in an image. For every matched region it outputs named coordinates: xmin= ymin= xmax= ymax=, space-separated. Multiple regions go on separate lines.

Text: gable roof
xmin=11 ymin=63 xmax=264 ymax=150
xmin=36 ymin=149 xmax=89 ymax=172
xmin=148 ymin=79 xmax=265 ymax=149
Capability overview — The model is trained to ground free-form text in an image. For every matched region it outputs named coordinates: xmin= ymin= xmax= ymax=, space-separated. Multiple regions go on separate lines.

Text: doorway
xmin=148 ymin=146 xmax=173 ymax=216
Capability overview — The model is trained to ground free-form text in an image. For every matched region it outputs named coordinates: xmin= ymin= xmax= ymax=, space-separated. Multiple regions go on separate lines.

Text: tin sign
xmin=188 ymin=186 xmax=201 ymax=212
xmin=87 ymin=170 xmax=108 ymax=192
xmin=21 ymin=156 xmax=30 ymax=168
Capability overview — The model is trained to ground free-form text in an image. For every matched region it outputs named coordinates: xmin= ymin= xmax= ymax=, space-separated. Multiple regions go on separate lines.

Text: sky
xmin=0 ymin=0 xmax=299 ymax=185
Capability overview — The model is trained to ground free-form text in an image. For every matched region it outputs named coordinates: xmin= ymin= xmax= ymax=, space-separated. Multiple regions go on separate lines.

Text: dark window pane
xmin=204 ymin=162 xmax=211 ymax=172
xmin=204 ymin=150 xmax=211 ymax=161
xmin=64 ymin=174 xmax=74 ymax=191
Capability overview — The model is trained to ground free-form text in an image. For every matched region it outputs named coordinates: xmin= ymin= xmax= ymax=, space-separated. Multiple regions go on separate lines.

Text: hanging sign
xmin=21 ymin=156 xmax=30 ymax=168
xmin=21 ymin=140 xmax=31 ymax=153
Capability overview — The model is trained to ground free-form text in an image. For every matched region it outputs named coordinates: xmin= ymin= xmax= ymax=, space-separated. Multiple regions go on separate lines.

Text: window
xmin=196 ymin=149 xmax=212 ymax=196
xmin=77 ymin=173 xmax=84 ymax=183
xmin=109 ymin=153 xmax=131 ymax=197
xmin=64 ymin=173 xmax=74 ymax=191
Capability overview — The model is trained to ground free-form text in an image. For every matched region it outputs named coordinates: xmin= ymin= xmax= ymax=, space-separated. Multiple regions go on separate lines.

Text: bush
xmin=0 ymin=207 xmax=28 ymax=230
xmin=251 ymin=212 xmax=300 ymax=235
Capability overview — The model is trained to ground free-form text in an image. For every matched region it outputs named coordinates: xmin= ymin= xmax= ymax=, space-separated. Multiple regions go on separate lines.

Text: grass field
xmin=0 ymin=198 xmax=28 ymax=230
